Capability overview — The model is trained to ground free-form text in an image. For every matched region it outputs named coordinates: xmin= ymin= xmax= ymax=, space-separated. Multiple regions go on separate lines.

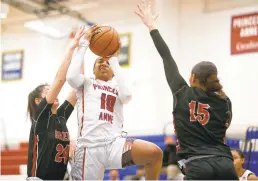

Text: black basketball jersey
xmin=173 ymin=86 xmax=232 ymax=159
xmin=27 ymin=98 xmax=74 ymax=180
xmin=150 ymin=29 xmax=233 ymax=160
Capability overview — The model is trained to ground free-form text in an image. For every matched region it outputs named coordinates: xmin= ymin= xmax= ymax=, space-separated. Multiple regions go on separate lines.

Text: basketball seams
xmin=108 ymin=31 xmax=120 ymax=56
xmin=90 ymin=26 xmax=112 ymax=46
xmin=98 ymin=28 xmax=115 ymax=57
xmin=89 ymin=26 xmax=120 ymax=57
xmin=115 ymin=33 xmax=120 ymax=54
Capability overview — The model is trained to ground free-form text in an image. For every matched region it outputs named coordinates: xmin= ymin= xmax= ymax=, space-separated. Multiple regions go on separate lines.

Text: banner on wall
xmin=118 ymin=33 xmax=131 ymax=67
xmin=1 ymin=50 xmax=24 ymax=81
xmin=231 ymin=12 xmax=258 ymax=55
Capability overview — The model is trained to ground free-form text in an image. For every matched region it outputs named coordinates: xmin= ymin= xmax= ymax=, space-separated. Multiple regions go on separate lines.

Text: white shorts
xmin=71 ymin=137 xmax=126 ymax=180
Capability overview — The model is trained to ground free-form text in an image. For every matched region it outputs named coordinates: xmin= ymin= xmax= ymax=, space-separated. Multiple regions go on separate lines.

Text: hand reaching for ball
xmin=68 ymin=26 xmax=85 ymax=49
xmin=83 ymin=25 xmax=101 ymax=42
xmin=68 ymin=25 xmax=100 ymax=49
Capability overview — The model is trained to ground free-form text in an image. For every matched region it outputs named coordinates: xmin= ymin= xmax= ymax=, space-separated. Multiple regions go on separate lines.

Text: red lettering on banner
xmin=231 ymin=12 xmax=258 ymax=55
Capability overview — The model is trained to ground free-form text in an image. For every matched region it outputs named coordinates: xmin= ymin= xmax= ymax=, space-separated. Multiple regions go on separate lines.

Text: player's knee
xmin=150 ymin=144 xmax=163 ymax=162
xmin=131 ymin=140 xmax=163 ymax=165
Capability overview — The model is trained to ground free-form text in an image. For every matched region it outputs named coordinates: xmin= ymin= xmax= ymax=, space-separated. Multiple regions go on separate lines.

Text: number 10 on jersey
xmin=99 ymin=93 xmax=116 ymax=123
xmin=101 ymin=93 xmax=116 ymax=112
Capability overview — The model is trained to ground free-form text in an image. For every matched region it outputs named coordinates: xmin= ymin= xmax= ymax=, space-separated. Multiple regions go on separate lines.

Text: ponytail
xmin=203 ymin=75 xmax=226 ymax=98
xmin=205 ymin=80 xmax=223 ymax=92
xmin=191 ymin=61 xmax=226 ymax=98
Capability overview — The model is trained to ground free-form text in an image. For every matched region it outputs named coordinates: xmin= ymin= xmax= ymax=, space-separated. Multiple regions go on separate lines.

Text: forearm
xmin=67 ymin=42 xmax=89 ymax=89
xmin=109 ymin=57 xmax=132 ymax=104
xmin=150 ymin=29 xmax=179 ymax=77
xmin=150 ymin=29 xmax=187 ymax=93
xmin=55 ymin=47 xmax=76 ymax=83
xmin=46 ymin=47 xmax=76 ymax=104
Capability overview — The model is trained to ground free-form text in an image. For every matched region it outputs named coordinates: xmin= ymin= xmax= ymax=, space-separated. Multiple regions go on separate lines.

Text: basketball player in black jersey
xmin=26 ymin=26 xmax=98 ymax=180
xmin=135 ymin=1 xmax=239 ymax=180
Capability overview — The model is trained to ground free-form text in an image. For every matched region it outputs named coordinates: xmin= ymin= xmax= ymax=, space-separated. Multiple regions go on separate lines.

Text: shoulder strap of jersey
xmin=246 ymin=170 xmax=254 ymax=177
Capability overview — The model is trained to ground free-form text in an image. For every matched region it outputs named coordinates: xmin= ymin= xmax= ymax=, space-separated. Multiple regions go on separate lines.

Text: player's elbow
xmin=67 ymin=75 xmax=81 ymax=90
xmin=66 ymin=75 xmax=74 ymax=85
xmin=119 ymin=92 xmax=132 ymax=104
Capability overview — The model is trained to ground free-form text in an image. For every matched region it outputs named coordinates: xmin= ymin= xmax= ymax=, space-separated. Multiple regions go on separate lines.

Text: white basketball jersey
xmin=76 ymin=78 xmax=124 ymax=148
xmin=239 ymin=170 xmax=254 ymax=180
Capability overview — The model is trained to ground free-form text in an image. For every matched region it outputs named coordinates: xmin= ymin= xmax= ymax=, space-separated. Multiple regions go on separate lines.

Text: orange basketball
xmin=89 ymin=26 xmax=120 ymax=57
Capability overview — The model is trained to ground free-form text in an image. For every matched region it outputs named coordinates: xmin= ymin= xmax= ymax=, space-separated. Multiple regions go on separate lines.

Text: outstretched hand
xmin=134 ymin=0 xmax=159 ymax=31
xmin=83 ymin=24 xmax=101 ymax=42
xmin=69 ymin=26 xmax=85 ymax=49
xmin=68 ymin=25 xmax=101 ymax=49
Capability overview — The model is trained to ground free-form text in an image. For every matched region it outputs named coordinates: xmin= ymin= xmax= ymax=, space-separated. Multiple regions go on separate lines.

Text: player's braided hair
xmin=202 ymin=74 xmax=222 ymax=92
xmin=192 ymin=61 xmax=225 ymax=98
xmin=27 ymin=84 xmax=48 ymax=121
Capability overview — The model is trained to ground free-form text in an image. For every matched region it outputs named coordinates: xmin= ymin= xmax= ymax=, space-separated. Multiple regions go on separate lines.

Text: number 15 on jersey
xmin=189 ymin=100 xmax=210 ymax=125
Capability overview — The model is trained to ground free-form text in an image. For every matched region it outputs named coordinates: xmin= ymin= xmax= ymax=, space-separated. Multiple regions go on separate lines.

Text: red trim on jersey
xmin=172 ymin=113 xmax=181 ymax=151
xmin=31 ymin=135 xmax=38 ymax=176
xmin=82 ymin=147 xmax=86 ymax=180
xmin=79 ymin=88 xmax=85 ymax=136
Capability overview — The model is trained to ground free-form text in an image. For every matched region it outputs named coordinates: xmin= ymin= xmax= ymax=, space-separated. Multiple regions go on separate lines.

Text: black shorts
xmin=183 ymin=156 xmax=238 ymax=180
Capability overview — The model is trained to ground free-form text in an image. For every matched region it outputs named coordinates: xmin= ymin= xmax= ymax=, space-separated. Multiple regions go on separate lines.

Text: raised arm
xmin=66 ymin=42 xmax=87 ymax=89
xmin=46 ymin=27 xmax=85 ymax=104
xmin=134 ymin=0 xmax=187 ymax=94
xmin=107 ymin=49 xmax=132 ymax=104
xmin=67 ymin=25 xmax=99 ymax=90
xmin=149 ymin=30 xmax=187 ymax=93
xmin=57 ymin=89 xmax=76 ymax=123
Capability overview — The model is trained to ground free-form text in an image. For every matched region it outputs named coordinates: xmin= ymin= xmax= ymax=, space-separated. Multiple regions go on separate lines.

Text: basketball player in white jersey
xmin=231 ymin=149 xmax=258 ymax=180
xmin=66 ymin=25 xmax=163 ymax=180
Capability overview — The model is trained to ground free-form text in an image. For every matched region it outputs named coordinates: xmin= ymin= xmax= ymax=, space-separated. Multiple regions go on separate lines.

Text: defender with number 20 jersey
xmin=27 ymin=98 xmax=74 ymax=180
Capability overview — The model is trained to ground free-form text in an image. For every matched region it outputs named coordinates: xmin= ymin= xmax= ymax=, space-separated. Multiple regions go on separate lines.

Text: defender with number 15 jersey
xmin=173 ymin=86 xmax=232 ymax=159
xmin=150 ymin=29 xmax=233 ymax=160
